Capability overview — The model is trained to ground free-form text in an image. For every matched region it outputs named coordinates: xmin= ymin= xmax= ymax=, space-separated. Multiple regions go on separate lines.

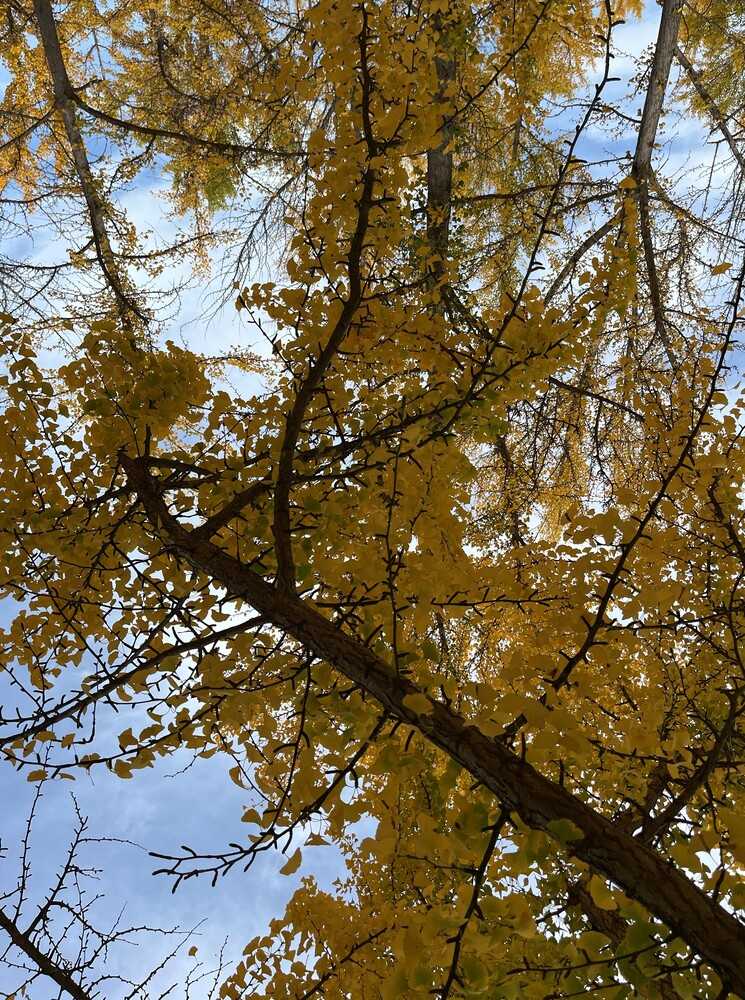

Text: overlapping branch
xmin=120 ymin=450 xmax=745 ymax=994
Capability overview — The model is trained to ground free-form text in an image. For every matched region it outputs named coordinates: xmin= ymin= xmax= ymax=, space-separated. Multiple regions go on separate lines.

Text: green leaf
xmin=402 ymin=693 xmax=434 ymax=715
xmin=546 ymin=818 xmax=584 ymax=845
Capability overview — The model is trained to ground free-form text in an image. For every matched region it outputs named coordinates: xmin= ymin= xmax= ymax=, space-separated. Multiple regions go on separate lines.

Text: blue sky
xmin=0 ymin=699 xmax=378 ymax=992
xmin=0 ymin=1 xmax=721 ymax=994
xmin=0 ymin=118 xmax=357 ymax=990
xmin=0 ymin=724 xmax=348 ymax=994
xmin=0 ymin=145 xmax=328 ymax=1000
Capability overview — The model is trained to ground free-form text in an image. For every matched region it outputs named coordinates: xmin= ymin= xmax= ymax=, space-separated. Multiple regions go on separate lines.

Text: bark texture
xmin=122 ymin=453 xmax=745 ymax=997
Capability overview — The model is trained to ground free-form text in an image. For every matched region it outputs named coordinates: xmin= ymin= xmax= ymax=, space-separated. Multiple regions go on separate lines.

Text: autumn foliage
xmin=2 ymin=0 xmax=745 ymax=996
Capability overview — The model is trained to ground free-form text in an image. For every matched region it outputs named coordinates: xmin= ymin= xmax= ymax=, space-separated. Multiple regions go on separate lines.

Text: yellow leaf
xmin=588 ymin=875 xmax=618 ymax=911
xmin=279 ymin=848 xmax=302 ymax=875
xmin=546 ymin=818 xmax=584 ymax=845
xmin=402 ymin=693 xmax=433 ymax=715
xmin=229 ymin=765 xmax=247 ymax=788
xmin=118 ymin=727 xmax=135 ymax=750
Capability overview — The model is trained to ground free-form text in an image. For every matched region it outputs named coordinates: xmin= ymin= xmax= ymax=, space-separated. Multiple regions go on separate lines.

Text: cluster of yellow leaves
xmin=1 ymin=0 xmax=745 ymax=997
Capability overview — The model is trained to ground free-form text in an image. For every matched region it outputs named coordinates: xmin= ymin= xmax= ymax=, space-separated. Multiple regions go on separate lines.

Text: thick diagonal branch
xmin=121 ymin=453 xmax=745 ymax=994
xmin=70 ymin=94 xmax=300 ymax=161
xmin=632 ymin=0 xmax=683 ymax=368
xmin=544 ymin=214 xmax=618 ymax=304
xmin=0 ymin=908 xmax=92 ymax=1000
xmin=32 ymin=0 xmax=143 ymax=320
xmin=674 ymin=46 xmax=745 ymax=174
xmin=633 ymin=0 xmax=682 ymax=179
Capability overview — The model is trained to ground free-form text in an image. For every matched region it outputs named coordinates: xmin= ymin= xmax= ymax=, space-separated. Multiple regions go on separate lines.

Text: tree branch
xmin=674 ymin=46 xmax=745 ymax=174
xmin=631 ymin=0 xmax=683 ymax=368
xmin=544 ymin=215 xmax=618 ymax=305
xmin=32 ymin=0 xmax=144 ymax=320
xmin=0 ymin=907 xmax=93 ymax=1000
xmin=120 ymin=451 xmax=745 ymax=994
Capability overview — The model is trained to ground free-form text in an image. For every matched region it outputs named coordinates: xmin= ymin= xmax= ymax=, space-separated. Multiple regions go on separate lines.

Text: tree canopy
xmin=2 ymin=0 xmax=745 ymax=995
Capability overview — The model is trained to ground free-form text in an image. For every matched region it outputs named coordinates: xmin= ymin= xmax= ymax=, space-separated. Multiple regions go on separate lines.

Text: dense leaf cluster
xmin=2 ymin=0 xmax=745 ymax=996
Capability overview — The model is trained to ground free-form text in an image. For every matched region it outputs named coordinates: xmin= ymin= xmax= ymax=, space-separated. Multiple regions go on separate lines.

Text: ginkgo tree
xmin=2 ymin=0 xmax=745 ymax=996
